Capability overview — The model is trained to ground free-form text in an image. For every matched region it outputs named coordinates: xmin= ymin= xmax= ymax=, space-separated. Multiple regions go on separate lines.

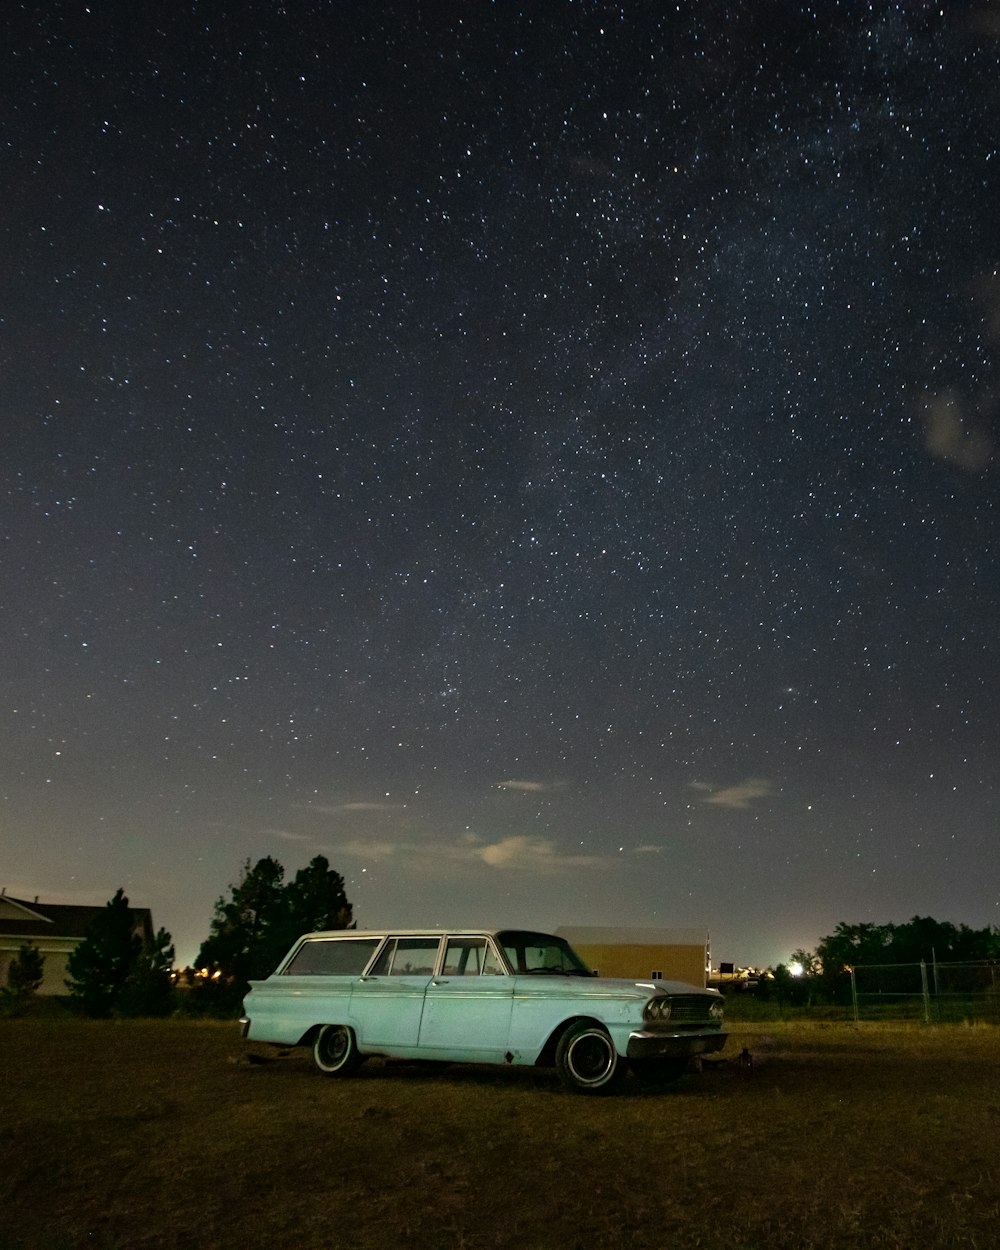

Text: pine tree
xmin=286 ymin=856 xmax=353 ymax=938
xmin=196 ymin=855 xmax=353 ymax=1004
xmin=119 ymin=927 xmax=176 ymax=1017
xmin=197 ymin=856 xmax=289 ymax=991
xmin=66 ymin=888 xmax=143 ymax=1016
xmin=1 ymin=942 xmax=46 ymax=1013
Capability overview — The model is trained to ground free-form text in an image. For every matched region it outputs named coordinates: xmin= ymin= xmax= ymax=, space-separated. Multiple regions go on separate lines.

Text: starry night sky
xmin=4 ymin=1 xmax=998 ymax=969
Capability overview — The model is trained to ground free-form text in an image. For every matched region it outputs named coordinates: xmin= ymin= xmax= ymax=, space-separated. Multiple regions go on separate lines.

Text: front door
xmin=419 ymin=936 xmax=514 ymax=1058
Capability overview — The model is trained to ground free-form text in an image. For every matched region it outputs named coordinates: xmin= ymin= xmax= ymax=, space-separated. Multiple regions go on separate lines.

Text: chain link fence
xmin=848 ymin=960 xmax=1000 ymax=1023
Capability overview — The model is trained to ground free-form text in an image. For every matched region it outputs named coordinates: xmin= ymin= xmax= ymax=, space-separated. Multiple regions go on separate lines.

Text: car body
xmin=241 ymin=928 xmax=726 ymax=1093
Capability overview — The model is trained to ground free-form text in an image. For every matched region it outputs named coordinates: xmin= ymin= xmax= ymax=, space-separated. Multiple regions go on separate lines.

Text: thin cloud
xmin=702 ymin=778 xmax=773 ymax=810
xmin=297 ymin=837 xmax=402 ymax=863
xmin=921 ymin=391 xmax=994 ymax=473
xmin=269 ymin=828 xmax=397 ymax=860
xmin=477 ymin=835 xmax=601 ymax=871
xmin=497 ymin=779 xmax=561 ymax=793
xmin=285 ymin=828 xmax=603 ymax=874
xmin=336 ymin=839 xmax=397 ymax=862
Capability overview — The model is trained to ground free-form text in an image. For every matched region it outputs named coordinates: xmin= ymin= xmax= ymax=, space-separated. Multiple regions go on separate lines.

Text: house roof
xmin=0 ymin=895 xmax=153 ymax=942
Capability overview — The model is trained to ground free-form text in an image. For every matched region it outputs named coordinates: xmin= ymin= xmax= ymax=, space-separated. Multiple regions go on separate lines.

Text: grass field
xmin=2 ymin=1017 xmax=998 ymax=1250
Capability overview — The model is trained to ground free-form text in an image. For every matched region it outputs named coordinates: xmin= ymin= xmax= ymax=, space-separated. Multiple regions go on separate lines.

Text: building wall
xmin=1 ymin=895 xmax=155 ymax=997
xmin=571 ymin=941 xmax=708 ymax=987
xmin=557 ymin=926 xmax=711 ymax=987
xmin=0 ymin=937 xmax=76 ymax=995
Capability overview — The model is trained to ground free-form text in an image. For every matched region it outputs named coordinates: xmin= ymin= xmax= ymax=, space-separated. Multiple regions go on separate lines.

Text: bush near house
xmin=0 ymin=942 xmax=45 ymax=1015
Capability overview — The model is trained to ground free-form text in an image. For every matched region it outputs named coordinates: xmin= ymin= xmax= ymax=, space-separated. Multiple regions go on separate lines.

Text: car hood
xmin=512 ymin=974 xmax=714 ymax=998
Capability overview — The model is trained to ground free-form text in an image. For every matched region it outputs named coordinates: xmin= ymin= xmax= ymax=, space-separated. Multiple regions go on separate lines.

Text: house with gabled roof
xmin=0 ymin=890 xmax=154 ymax=995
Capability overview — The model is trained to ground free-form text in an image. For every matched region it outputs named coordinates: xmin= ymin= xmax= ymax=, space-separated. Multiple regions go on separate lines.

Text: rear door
xmin=349 ymin=935 xmax=442 ymax=1049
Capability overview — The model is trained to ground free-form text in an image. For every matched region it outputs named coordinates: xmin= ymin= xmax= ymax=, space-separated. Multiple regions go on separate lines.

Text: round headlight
xmin=709 ymin=1000 xmax=725 ymax=1021
xmin=644 ymin=996 xmax=671 ymax=1023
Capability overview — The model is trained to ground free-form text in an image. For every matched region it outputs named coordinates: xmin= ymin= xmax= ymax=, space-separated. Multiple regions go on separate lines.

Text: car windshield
xmin=496 ymin=930 xmax=592 ymax=976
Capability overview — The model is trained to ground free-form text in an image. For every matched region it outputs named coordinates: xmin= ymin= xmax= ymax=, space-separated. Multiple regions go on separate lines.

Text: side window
xmin=368 ymin=939 xmax=395 ymax=977
xmin=481 ymin=942 xmax=502 ymax=976
xmin=369 ymin=937 xmax=442 ymax=977
xmin=442 ymin=937 xmax=503 ymax=976
xmin=282 ymin=937 xmax=381 ymax=976
xmin=389 ymin=937 xmax=441 ymax=976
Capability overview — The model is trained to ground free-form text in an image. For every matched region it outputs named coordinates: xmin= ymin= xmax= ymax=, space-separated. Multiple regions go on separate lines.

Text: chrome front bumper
xmin=626 ymin=1030 xmax=727 ymax=1061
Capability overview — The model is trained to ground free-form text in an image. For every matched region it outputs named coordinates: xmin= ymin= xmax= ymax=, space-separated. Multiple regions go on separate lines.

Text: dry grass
xmin=1 ymin=1017 xmax=999 ymax=1250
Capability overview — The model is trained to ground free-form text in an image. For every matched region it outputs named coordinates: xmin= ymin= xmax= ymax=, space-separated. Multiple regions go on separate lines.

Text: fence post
xmin=920 ymin=959 xmax=931 ymax=1023
xmin=849 ymin=966 xmax=859 ymax=1023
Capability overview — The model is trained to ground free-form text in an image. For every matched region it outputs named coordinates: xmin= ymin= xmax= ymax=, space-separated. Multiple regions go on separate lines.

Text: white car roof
xmin=295 ymin=928 xmax=554 ymax=940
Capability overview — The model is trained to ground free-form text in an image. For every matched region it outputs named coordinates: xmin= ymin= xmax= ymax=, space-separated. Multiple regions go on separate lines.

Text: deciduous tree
xmin=810 ymin=917 xmax=1000 ymax=1004
xmin=789 ymin=949 xmax=821 ymax=977
xmin=815 ymin=922 xmax=893 ymax=996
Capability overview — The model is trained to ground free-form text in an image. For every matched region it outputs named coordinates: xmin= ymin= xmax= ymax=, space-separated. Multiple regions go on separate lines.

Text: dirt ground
xmin=1 ymin=1017 xmax=998 ymax=1250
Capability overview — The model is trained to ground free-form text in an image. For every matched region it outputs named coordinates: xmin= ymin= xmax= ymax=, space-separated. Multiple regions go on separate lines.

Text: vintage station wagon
xmin=241 ymin=928 xmax=726 ymax=1093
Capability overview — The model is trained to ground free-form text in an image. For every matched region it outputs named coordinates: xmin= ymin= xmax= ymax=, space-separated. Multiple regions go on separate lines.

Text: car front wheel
xmin=313 ymin=1024 xmax=363 ymax=1076
xmin=555 ymin=1022 xmax=625 ymax=1094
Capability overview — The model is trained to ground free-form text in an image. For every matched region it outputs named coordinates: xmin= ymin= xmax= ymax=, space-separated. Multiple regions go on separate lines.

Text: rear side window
xmin=368 ymin=936 xmax=442 ymax=976
xmin=282 ymin=937 xmax=381 ymax=976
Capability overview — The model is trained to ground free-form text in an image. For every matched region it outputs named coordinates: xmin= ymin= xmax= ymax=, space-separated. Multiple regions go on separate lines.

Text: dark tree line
xmin=63 ymin=857 xmax=352 ymax=1017
xmin=193 ymin=855 xmax=353 ymax=1009
xmin=815 ymin=916 xmax=1000 ymax=975
xmin=772 ymin=916 xmax=1000 ymax=1007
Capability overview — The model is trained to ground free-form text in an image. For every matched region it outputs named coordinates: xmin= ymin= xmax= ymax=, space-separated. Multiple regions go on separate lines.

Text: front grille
xmin=667 ymin=995 xmax=718 ymax=1025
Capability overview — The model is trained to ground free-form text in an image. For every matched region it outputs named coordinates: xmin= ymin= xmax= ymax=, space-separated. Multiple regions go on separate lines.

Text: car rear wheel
xmin=313 ymin=1024 xmax=363 ymax=1076
xmin=555 ymin=1021 xmax=624 ymax=1094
